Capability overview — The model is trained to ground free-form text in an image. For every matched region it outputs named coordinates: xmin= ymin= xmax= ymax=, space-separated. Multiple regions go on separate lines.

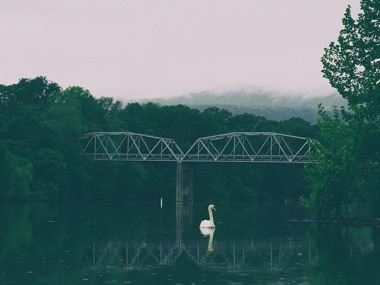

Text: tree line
xmin=0 ymin=76 xmax=318 ymax=205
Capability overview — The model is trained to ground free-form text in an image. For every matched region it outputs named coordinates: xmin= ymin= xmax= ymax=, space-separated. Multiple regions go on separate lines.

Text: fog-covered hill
xmin=136 ymin=87 xmax=347 ymax=124
xmin=146 ymin=87 xmax=346 ymax=109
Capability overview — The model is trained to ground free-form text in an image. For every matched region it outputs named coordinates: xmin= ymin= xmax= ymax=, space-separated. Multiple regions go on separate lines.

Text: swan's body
xmin=199 ymin=204 xmax=216 ymax=228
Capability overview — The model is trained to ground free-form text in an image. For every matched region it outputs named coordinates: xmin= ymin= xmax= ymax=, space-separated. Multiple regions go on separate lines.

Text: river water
xmin=0 ymin=201 xmax=379 ymax=284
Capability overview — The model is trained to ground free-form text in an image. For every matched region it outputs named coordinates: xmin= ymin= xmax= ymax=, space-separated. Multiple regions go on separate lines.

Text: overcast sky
xmin=0 ymin=0 xmax=361 ymax=100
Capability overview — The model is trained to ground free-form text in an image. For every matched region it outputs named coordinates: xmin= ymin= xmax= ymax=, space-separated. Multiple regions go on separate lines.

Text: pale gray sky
xmin=0 ymin=0 xmax=361 ymax=100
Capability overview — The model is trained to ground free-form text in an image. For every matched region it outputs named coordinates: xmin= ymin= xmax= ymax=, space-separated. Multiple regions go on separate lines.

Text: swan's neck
xmin=208 ymin=208 xmax=214 ymax=225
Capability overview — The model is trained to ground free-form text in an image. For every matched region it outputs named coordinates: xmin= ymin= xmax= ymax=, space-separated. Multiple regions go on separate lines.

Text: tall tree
xmin=322 ymin=1 xmax=380 ymax=119
xmin=307 ymin=0 xmax=380 ymax=218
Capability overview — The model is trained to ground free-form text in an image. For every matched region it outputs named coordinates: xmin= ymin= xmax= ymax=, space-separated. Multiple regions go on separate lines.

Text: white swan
xmin=199 ymin=204 xmax=216 ymax=228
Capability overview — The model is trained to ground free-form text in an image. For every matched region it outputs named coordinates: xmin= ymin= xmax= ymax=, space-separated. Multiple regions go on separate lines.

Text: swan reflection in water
xmin=200 ymin=227 xmax=215 ymax=252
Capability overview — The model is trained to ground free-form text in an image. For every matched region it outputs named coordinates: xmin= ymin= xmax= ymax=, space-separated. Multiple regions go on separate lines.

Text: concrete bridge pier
xmin=176 ymin=201 xmax=193 ymax=249
xmin=176 ymin=162 xmax=193 ymax=202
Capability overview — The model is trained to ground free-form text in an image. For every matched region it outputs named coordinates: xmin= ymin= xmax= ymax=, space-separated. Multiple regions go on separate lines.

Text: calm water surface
xmin=0 ymin=201 xmax=379 ymax=284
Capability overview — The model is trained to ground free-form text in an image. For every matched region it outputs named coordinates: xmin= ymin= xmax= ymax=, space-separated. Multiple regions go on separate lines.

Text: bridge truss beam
xmin=81 ymin=132 xmax=184 ymax=162
xmin=182 ymin=132 xmax=316 ymax=163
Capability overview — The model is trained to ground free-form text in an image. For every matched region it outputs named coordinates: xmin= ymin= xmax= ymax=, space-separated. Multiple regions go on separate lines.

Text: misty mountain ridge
xmin=136 ymin=87 xmax=347 ymax=123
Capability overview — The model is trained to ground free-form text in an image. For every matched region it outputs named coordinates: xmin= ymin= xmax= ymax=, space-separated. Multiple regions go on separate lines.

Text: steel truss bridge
xmin=81 ymin=131 xmax=318 ymax=164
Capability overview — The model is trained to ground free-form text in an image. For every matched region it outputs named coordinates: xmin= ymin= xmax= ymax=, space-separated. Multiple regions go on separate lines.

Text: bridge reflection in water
xmin=88 ymin=202 xmax=316 ymax=274
xmin=90 ymin=237 xmax=315 ymax=272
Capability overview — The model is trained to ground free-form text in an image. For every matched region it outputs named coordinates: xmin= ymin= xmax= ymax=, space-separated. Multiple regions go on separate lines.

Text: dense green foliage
xmin=0 ymin=77 xmax=317 ymax=203
xmin=306 ymin=0 xmax=380 ymax=218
